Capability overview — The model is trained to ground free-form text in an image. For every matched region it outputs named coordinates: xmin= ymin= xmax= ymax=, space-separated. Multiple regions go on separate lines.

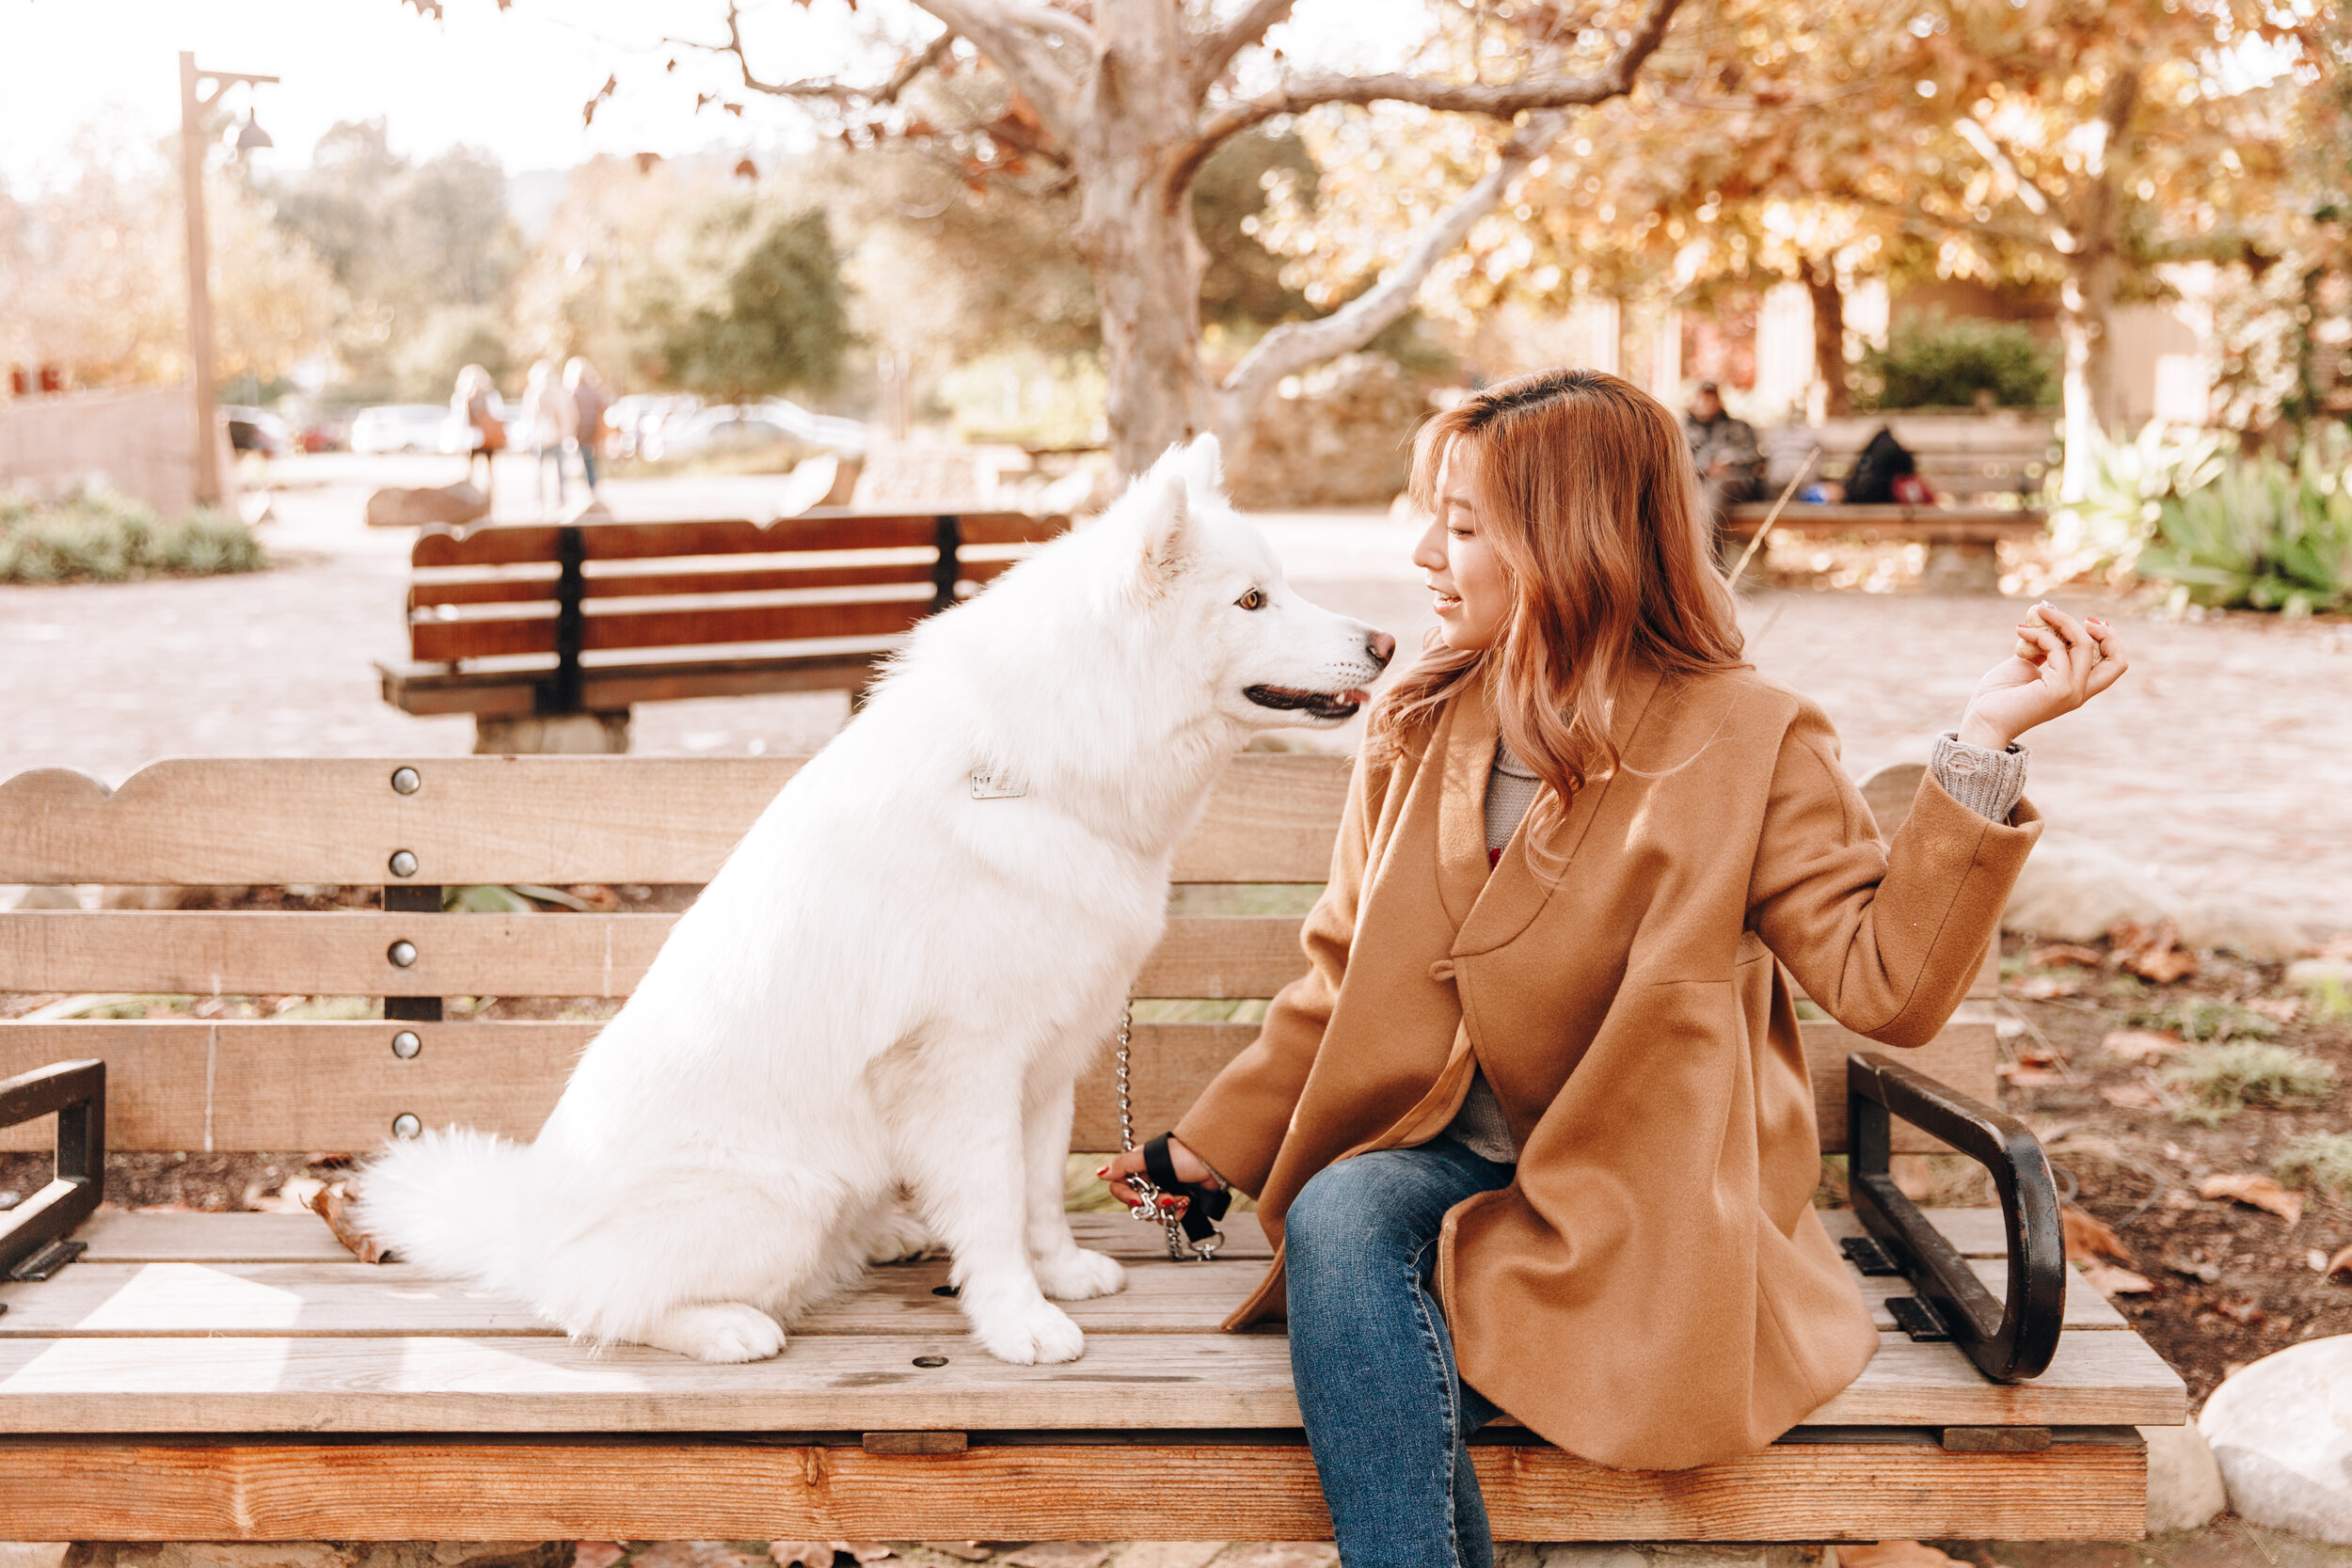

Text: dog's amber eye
xmin=1236 ymin=588 xmax=1267 ymax=610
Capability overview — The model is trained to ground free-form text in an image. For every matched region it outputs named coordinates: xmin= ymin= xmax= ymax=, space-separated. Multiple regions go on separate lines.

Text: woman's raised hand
xmin=1957 ymin=601 xmax=2128 ymax=751
xmin=1098 ymin=1136 xmax=1218 ymax=1209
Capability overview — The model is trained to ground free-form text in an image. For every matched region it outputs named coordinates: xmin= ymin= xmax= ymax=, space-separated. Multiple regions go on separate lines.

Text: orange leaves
xmin=1838 ymin=1542 xmax=1971 ymax=1568
xmin=2102 ymin=1029 xmax=2186 ymax=1061
xmin=2199 ymin=1173 xmax=2305 ymax=1227
xmin=2109 ymin=921 xmax=2198 ymax=984
xmin=2064 ymin=1204 xmax=2154 ymax=1295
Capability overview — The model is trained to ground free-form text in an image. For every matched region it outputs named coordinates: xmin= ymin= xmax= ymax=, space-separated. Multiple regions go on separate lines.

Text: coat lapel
xmin=1453 ymin=663 xmax=1668 ymax=958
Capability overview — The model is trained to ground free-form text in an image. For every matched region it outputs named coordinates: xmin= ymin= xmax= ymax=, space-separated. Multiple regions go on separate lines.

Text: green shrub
xmin=1851 ymin=317 xmax=2057 ymax=411
xmin=2129 ymin=995 xmax=2280 ymax=1043
xmin=2137 ymin=432 xmax=2352 ymax=614
xmin=2277 ymin=1132 xmax=2352 ymax=1201
xmin=0 ymin=488 xmax=266 ymax=584
xmin=2161 ymin=1041 xmax=2336 ymax=1126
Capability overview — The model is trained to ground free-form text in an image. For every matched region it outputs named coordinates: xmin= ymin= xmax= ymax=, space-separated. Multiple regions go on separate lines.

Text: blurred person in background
xmin=453 ymin=364 xmax=506 ymax=503
xmin=518 ymin=358 xmax=567 ymax=513
xmin=1682 ymin=381 xmax=1763 ymax=558
xmin=563 ymin=357 xmax=610 ymax=493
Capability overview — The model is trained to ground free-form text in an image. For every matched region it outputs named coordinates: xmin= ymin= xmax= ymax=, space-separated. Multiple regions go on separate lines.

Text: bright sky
xmin=0 ymin=0 xmax=1431 ymax=190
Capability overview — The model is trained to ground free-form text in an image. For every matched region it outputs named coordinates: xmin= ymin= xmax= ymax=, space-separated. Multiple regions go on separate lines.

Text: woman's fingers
xmin=1096 ymin=1150 xmax=1149 ymax=1206
xmin=2085 ymin=616 xmax=2129 ymax=696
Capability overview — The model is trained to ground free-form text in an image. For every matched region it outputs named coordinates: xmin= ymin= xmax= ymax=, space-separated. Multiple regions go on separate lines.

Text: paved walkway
xmin=5 ymin=454 xmax=2347 ymax=935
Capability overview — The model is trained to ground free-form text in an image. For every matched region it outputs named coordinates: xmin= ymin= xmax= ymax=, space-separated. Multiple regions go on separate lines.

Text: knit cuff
xmin=1931 ymin=732 xmax=2030 ymax=822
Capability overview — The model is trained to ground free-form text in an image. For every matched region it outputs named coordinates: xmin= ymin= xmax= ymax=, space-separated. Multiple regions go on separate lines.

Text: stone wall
xmin=1227 ymin=355 xmax=1429 ymax=511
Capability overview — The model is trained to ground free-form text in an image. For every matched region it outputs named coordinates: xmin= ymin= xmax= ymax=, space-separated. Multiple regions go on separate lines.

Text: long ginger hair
xmin=1368 ymin=367 xmax=1749 ymax=830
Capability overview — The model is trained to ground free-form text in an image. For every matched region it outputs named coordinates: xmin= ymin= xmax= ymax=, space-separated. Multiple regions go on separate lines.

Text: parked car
xmin=607 ymin=393 xmax=701 ymax=459
xmin=642 ymin=405 xmax=802 ymax=462
xmin=351 ymin=404 xmax=463 ymax=455
xmin=222 ymin=405 xmax=292 ymax=457
xmin=757 ymin=397 xmax=870 ymax=453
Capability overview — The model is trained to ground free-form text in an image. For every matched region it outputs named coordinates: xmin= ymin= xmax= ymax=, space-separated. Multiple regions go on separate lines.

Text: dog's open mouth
xmin=1244 ymin=684 xmax=1371 ymax=721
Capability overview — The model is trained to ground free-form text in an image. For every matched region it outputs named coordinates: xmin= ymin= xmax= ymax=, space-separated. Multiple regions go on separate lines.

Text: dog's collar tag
xmin=970 ymin=768 xmax=1028 ymax=800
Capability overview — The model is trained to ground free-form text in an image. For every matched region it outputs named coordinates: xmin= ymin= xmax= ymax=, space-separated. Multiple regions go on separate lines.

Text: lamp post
xmin=179 ymin=52 xmax=278 ymax=508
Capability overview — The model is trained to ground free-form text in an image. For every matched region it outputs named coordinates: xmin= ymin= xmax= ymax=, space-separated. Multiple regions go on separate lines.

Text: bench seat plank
xmin=0 ymin=1020 xmax=1990 ymax=1157
xmin=0 ymin=755 xmax=1353 ymax=886
xmin=0 ymin=1254 xmax=2125 ymax=1338
xmin=0 ymin=1433 xmax=2149 ymax=1544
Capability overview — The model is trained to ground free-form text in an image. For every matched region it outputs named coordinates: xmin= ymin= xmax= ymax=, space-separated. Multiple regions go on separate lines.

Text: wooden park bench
xmin=0 ymin=754 xmax=2184 ymax=1545
xmin=377 ymin=510 xmax=1069 ymax=752
xmin=1736 ymin=415 xmax=2058 ymax=593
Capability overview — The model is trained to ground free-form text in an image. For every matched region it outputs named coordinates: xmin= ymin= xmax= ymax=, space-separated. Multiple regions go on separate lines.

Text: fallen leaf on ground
xmin=1837 ymin=1541 xmax=1971 ymax=1568
xmin=2013 ymin=974 xmax=2079 ymax=1000
xmin=2099 ymin=1084 xmax=2166 ymax=1109
xmin=2063 ymin=1204 xmax=2136 ymax=1264
xmin=2109 ymin=920 xmax=2198 ymax=982
xmin=2030 ymin=943 xmax=2109 ymax=969
xmin=2014 ymin=1039 xmax=2063 ymax=1067
xmin=2102 ymin=1029 xmax=2186 ymax=1061
xmin=2328 ymin=1244 xmax=2352 ymax=1281
xmin=570 ymin=1544 xmax=624 ymax=1568
xmin=2161 ymin=1188 xmax=2201 ymax=1211
xmin=2164 ymin=1252 xmax=2222 ymax=1282
xmin=2199 ymin=1173 xmax=2305 ymax=1226
xmin=1998 ymin=1060 xmax=2062 ymax=1085
xmin=2245 ymin=996 xmax=2303 ymax=1024
xmin=307 ymin=1180 xmax=394 ymax=1264
xmin=2078 ymin=1259 xmax=2157 ymax=1295
xmin=2216 ymin=1295 xmax=2267 ymax=1325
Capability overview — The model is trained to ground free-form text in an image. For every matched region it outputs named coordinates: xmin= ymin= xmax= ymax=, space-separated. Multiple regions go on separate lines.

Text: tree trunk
xmin=2058 ymin=63 xmax=2138 ymax=499
xmin=1071 ymin=0 xmax=1219 ymax=477
xmin=1804 ymin=264 xmax=1849 ymax=419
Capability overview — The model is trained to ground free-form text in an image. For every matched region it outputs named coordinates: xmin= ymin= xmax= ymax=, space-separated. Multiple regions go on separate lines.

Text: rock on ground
xmin=2141 ymin=1421 xmax=2228 ymax=1534
xmin=2200 ymin=1333 xmax=2352 ymax=1543
xmin=364 ymin=483 xmax=489 ymax=528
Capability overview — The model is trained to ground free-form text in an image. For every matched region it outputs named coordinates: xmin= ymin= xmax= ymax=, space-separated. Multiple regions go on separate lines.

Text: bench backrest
xmin=0 ymin=755 xmax=1986 ymax=1159
xmin=1761 ymin=414 xmax=2058 ymax=498
xmin=405 ymin=511 xmax=1070 ymax=665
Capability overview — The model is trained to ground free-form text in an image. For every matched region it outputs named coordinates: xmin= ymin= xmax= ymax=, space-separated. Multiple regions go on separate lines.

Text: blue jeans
xmin=1286 ymin=1140 xmax=1515 ymax=1568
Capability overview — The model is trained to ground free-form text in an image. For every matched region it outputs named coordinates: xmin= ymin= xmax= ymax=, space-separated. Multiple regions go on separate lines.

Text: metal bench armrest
xmin=1847 ymin=1052 xmax=2064 ymax=1382
xmin=0 ymin=1059 xmax=105 ymax=1277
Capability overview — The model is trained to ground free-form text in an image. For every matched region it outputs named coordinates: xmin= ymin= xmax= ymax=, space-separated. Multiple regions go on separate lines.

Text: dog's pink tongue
xmin=1343 ymin=688 xmax=1371 ymax=705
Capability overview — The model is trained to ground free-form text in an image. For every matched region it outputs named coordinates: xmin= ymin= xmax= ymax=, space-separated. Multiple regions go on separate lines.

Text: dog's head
xmin=1114 ymin=436 xmax=1396 ymax=730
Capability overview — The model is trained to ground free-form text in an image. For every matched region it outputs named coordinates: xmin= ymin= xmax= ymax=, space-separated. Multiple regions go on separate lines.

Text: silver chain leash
xmin=1114 ymin=1002 xmax=1222 ymax=1263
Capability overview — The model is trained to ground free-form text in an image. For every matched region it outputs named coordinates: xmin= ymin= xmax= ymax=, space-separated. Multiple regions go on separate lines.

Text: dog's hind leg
xmin=890 ymin=1039 xmax=1086 ymax=1366
xmin=1022 ymin=1071 xmax=1124 ymax=1303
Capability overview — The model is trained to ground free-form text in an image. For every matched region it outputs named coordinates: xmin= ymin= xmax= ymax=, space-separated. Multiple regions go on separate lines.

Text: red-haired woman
xmin=1104 ymin=368 xmax=2125 ymax=1568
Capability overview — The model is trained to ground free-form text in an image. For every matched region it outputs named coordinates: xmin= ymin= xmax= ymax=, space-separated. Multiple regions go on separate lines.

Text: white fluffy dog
xmin=358 ymin=436 xmax=1393 ymax=1366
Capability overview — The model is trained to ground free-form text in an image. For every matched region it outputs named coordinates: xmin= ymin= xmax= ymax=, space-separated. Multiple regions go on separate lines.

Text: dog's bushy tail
xmin=355 ymin=1126 xmax=542 ymax=1291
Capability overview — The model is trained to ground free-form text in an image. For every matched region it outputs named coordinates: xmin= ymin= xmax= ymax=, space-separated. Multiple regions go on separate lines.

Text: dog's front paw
xmin=1033 ymin=1245 xmax=1125 ymax=1302
xmin=639 ymin=1302 xmax=787 ymax=1363
xmin=967 ymin=1296 xmax=1086 ymax=1365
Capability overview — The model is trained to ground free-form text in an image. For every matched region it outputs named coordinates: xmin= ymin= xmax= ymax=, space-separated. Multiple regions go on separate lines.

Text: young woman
xmin=1103 ymin=368 xmax=2125 ymax=1568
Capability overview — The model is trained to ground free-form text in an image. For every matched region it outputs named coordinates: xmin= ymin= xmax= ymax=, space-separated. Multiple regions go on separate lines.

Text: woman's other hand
xmin=1958 ymin=601 xmax=2128 ymax=751
xmin=1098 ymin=1137 xmax=1218 ymax=1208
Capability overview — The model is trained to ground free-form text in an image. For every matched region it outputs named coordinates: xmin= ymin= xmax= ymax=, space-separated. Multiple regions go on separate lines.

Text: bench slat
xmin=0 ymin=754 xmax=1351 ymax=884
xmin=409 ymin=559 xmax=941 ymax=609
xmin=0 ymin=1254 xmax=2124 ymax=1338
xmin=0 ymin=1324 xmax=2186 ymax=1433
xmin=410 ymin=597 xmax=934 ymax=663
xmin=381 ymin=651 xmax=898 ymax=717
xmin=0 ymin=1018 xmax=1986 ymax=1155
xmin=0 ymin=1433 xmax=2150 ymax=1543
xmin=0 ymin=911 xmax=1307 ymax=1001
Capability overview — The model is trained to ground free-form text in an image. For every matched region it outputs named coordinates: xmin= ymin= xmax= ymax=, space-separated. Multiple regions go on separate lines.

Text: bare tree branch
xmin=1189 ymin=0 xmax=1297 ymax=100
xmin=915 ymin=0 xmax=1089 ymax=138
xmin=666 ymin=4 xmax=951 ymax=107
xmin=1213 ymin=111 xmax=1568 ymax=443
xmin=1196 ymin=0 xmax=1685 ymax=148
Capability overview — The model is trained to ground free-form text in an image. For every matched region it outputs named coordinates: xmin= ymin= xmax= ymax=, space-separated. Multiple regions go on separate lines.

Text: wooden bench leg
xmin=471 ymin=711 xmax=632 ymax=754
xmin=1919 ymin=541 xmax=2002 ymax=595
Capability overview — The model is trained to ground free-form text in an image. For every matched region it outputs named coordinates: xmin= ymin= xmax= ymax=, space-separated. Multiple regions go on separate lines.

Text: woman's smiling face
xmin=1412 ymin=437 xmax=1512 ymax=653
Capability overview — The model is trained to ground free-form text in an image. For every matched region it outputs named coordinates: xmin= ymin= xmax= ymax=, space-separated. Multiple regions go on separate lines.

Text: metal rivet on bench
xmin=388 ymin=940 xmax=418 ymax=968
xmin=389 ymin=767 xmax=421 ymax=795
xmin=391 ymin=1114 xmax=421 ymax=1139
xmin=391 ymin=1030 xmax=421 ymax=1059
xmin=912 ymin=1354 xmax=948 ymax=1369
xmin=388 ymin=849 xmax=419 ymax=879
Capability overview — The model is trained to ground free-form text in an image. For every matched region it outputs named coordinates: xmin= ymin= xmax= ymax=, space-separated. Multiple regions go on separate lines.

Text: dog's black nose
xmin=1368 ymin=629 xmax=1398 ymax=668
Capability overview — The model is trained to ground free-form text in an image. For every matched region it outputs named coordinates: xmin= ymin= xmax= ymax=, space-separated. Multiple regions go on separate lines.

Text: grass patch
xmin=0 ymin=488 xmax=264 ymax=583
xmin=2130 ymin=995 xmax=2280 ymax=1043
xmin=2278 ymin=1132 xmax=2352 ymax=1201
xmin=2161 ymin=1041 xmax=2336 ymax=1126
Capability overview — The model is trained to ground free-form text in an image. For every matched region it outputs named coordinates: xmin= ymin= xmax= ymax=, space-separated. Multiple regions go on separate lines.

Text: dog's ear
xmin=1181 ymin=433 xmax=1223 ymax=495
xmin=1136 ymin=462 xmax=1192 ymax=583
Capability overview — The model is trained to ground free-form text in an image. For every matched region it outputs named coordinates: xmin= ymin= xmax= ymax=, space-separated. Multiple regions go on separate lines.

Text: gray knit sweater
xmin=1441 ymin=731 xmax=2028 ymax=1164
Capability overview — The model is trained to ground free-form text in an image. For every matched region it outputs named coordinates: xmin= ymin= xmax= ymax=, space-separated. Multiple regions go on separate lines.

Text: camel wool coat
xmin=1172 ymin=663 xmax=2042 ymax=1472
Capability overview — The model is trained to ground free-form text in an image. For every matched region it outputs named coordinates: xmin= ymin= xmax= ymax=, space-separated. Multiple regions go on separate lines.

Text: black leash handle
xmin=1142 ymin=1132 xmax=1231 ymax=1244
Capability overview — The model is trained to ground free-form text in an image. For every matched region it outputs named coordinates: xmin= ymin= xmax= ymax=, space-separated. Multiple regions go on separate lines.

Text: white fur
xmin=358 ymin=436 xmax=1391 ymax=1365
